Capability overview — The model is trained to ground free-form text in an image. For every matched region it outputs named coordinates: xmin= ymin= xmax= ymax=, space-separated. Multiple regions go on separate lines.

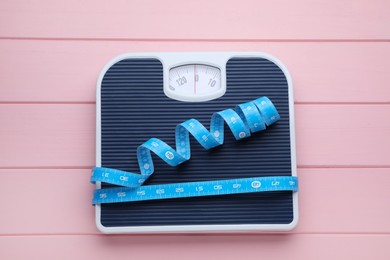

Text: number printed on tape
xmin=90 ymin=97 xmax=299 ymax=204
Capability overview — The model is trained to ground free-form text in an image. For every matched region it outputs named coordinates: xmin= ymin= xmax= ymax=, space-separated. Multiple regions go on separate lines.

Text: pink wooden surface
xmin=1 ymin=0 xmax=389 ymax=39
xmin=1 ymin=235 xmax=390 ymax=260
xmin=1 ymin=41 xmax=390 ymax=103
xmin=1 ymin=168 xmax=389 ymax=235
xmin=1 ymin=105 xmax=389 ymax=168
xmin=1 ymin=0 xmax=389 ymax=259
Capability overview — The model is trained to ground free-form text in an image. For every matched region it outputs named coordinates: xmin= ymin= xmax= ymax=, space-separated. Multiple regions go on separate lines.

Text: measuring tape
xmin=91 ymin=96 xmax=298 ymax=204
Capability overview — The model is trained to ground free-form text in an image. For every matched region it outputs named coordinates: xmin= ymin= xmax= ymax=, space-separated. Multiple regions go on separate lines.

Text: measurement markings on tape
xmin=91 ymin=96 xmax=298 ymax=204
xmin=93 ymin=175 xmax=298 ymax=204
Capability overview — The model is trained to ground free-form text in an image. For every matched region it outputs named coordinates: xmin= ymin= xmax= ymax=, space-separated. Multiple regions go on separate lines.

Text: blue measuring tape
xmin=91 ymin=96 xmax=298 ymax=204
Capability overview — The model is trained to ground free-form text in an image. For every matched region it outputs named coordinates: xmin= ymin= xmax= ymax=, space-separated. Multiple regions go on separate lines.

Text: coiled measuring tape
xmin=91 ymin=97 xmax=298 ymax=204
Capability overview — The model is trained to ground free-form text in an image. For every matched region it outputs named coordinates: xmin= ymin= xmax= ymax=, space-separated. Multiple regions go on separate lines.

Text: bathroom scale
xmin=94 ymin=52 xmax=298 ymax=233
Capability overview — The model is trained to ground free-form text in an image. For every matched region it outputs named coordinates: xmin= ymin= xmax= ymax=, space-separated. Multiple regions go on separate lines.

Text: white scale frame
xmin=95 ymin=52 xmax=298 ymax=233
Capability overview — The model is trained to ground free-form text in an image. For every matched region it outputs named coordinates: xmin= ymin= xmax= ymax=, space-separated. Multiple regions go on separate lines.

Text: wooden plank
xmin=0 ymin=104 xmax=95 ymax=168
xmin=0 ymin=234 xmax=389 ymax=260
xmin=295 ymin=105 xmax=390 ymax=167
xmin=297 ymin=168 xmax=390 ymax=234
xmin=1 ymin=40 xmax=390 ymax=103
xmin=0 ymin=169 xmax=96 ymax=235
xmin=0 ymin=0 xmax=389 ymax=40
xmin=0 ymin=169 xmax=389 ymax=235
xmin=0 ymin=104 xmax=389 ymax=168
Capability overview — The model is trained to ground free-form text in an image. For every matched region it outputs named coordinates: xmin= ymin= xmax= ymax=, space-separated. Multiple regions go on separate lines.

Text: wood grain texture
xmin=0 ymin=104 xmax=389 ymax=168
xmin=0 ymin=168 xmax=389 ymax=235
xmin=1 ymin=40 xmax=390 ymax=103
xmin=0 ymin=234 xmax=389 ymax=260
xmin=1 ymin=0 xmax=389 ymax=40
xmin=0 ymin=104 xmax=95 ymax=168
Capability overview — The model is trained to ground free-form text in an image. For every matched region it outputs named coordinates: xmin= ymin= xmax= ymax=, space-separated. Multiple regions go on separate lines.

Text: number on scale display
xmin=168 ymin=64 xmax=221 ymax=99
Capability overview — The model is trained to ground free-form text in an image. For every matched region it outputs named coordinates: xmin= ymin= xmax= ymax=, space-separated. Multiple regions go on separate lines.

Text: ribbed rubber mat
xmin=100 ymin=57 xmax=293 ymax=227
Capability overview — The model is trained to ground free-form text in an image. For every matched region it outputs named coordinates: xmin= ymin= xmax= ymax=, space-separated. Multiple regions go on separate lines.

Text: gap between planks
xmin=0 ymin=102 xmax=389 ymax=105
xmin=0 ymin=37 xmax=390 ymax=43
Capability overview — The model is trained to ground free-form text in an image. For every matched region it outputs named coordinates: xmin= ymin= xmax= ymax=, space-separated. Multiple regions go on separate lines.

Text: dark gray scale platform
xmin=99 ymin=56 xmax=294 ymax=229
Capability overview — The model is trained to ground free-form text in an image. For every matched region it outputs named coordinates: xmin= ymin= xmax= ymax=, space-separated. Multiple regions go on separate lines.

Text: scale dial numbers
xmin=168 ymin=64 xmax=222 ymax=101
